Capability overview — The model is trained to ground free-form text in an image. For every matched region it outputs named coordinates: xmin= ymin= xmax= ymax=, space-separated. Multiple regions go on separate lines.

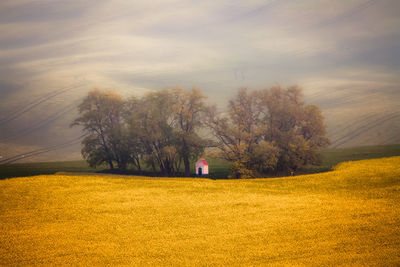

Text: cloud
xmin=0 ymin=0 xmax=400 ymax=160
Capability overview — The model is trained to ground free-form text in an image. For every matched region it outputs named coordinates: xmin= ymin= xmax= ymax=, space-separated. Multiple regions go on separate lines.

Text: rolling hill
xmin=1 ymin=156 xmax=399 ymax=265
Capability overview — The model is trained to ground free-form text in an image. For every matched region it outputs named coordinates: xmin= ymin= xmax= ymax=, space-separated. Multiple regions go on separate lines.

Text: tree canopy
xmin=73 ymin=88 xmax=211 ymax=176
xmin=72 ymin=85 xmax=329 ymax=178
xmin=71 ymin=89 xmax=126 ymax=170
xmin=208 ymin=86 xmax=330 ymax=178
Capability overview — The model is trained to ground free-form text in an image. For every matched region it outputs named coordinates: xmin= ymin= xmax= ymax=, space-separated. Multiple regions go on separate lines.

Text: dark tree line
xmin=72 ymin=86 xmax=329 ymax=178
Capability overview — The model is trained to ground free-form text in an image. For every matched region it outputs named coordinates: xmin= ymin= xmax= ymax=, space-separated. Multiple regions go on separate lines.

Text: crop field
xmin=0 ymin=156 xmax=399 ymax=265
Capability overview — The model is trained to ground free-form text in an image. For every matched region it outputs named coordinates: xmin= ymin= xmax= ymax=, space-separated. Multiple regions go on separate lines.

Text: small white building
xmin=195 ymin=158 xmax=209 ymax=175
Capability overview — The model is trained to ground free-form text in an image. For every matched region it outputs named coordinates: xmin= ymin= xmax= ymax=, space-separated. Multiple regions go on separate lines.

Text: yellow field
xmin=1 ymin=157 xmax=400 ymax=266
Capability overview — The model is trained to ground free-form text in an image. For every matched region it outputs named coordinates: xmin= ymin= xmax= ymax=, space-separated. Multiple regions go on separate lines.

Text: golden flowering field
xmin=1 ymin=157 xmax=399 ymax=266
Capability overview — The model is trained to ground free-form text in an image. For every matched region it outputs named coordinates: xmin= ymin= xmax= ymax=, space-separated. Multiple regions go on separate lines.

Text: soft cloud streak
xmin=0 ymin=0 xmax=399 ymax=161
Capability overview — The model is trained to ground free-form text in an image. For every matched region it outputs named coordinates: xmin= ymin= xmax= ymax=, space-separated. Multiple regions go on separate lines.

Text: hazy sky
xmin=0 ymin=0 xmax=399 ymax=161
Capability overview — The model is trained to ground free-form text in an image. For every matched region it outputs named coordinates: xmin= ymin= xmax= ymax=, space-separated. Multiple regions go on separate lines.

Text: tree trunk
xmin=108 ymin=160 xmax=114 ymax=170
xmin=98 ymin=127 xmax=114 ymax=171
xmin=182 ymin=137 xmax=191 ymax=177
xmin=183 ymin=155 xmax=190 ymax=177
xmin=136 ymin=157 xmax=141 ymax=172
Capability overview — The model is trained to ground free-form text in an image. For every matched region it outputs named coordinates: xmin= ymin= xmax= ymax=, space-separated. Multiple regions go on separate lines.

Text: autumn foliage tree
xmin=208 ymin=86 xmax=329 ymax=178
xmin=171 ymin=87 xmax=210 ymax=176
xmin=207 ymin=88 xmax=277 ymax=178
xmin=262 ymin=86 xmax=330 ymax=172
xmin=71 ymin=89 xmax=127 ymax=170
xmin=127 ymin=89 xmax=179 ymax=176
xmin=73 ymin=88 xmax=210 ymax=176
xmin=73 ymin=86 xmax=328 ymax=178
xmin=124 ymin=88 xmax=210 ymax=176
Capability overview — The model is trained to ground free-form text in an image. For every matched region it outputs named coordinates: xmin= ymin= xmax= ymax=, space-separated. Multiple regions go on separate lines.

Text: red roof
xmin=198 ymin=158 xmax=208 ymax=166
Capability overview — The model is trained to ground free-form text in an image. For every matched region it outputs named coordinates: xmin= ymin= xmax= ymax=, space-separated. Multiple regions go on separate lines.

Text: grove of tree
xmin=207 ymin=86 xmax=330 ymax=178
xmin=72 ymin=86 xmax=329 ymax=178
xmin=72 ymin=88 xmax=210 ymax=177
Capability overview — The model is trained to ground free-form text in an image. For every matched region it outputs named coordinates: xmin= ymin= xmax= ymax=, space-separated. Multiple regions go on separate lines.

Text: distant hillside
xmin=304 ymin=85 xmax=400 ymax=148
xmin=306 ymin=144 xmax=400 ymax=174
